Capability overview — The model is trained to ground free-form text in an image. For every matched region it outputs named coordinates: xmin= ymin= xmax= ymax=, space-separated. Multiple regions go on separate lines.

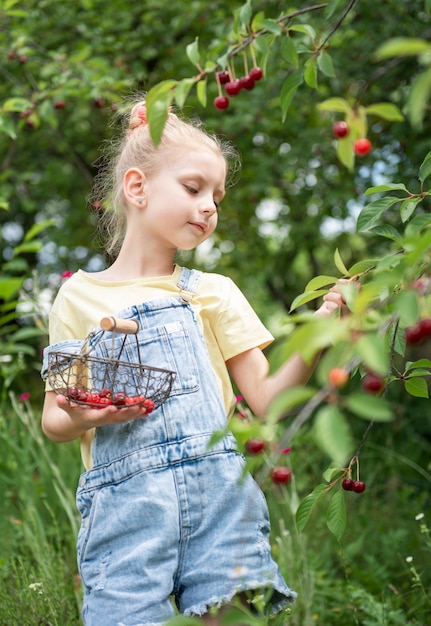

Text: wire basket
xmin=46 ymin=316 xmax=176 ymax=411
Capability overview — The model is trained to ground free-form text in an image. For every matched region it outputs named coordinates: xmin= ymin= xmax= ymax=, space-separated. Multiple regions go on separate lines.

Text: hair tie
xmin=136 ymin=105 xmax=147 ymax=124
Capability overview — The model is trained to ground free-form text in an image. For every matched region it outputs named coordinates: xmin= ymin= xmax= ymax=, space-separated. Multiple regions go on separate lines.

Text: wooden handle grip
xmin=100 ymin=316 xmax=139 ymax=334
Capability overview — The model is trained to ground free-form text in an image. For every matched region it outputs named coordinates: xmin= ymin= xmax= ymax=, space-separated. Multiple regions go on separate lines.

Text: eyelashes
xmin=184 ymin=185 xmax=222 ymax=209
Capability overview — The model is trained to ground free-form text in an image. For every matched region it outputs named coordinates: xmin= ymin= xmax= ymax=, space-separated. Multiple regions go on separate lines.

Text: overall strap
xmin=177 ymin=267 xmax=202 ymax=303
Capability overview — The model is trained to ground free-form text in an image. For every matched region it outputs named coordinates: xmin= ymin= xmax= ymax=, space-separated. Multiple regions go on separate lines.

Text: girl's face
xmin=140 ymin=147 xmax=227 ymax=251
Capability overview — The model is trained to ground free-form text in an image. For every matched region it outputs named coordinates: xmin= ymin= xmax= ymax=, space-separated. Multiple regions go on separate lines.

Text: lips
xmin=189 ymin=221 xmax=208 ymax=233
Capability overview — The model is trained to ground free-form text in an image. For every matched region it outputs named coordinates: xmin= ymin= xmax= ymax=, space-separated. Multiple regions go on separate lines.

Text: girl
xmin=41 ymin=98 xmax=344 ymax=626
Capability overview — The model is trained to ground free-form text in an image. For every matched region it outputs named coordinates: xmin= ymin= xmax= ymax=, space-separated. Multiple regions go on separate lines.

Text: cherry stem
xmin=242 ymin=50 xmax=249 ymax=75
xmin=215 ymin=72 xmax=223 ymax=97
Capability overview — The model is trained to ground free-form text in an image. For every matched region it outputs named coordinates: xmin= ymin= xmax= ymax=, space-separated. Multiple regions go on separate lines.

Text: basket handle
xmin=100 ymin=316 xmax=139 ymax=334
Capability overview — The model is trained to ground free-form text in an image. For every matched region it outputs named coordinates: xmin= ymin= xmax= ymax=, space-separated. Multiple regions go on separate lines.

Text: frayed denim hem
xmin=183 ymin=583 xmax=297 ymax=617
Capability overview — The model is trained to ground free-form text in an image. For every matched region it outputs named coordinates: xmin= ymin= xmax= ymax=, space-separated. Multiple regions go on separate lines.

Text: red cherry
xmin=7 ymin=51 xmax=16 ymax=60
xmin=342 ymin=477 xmax=354 ymax=491
xmin=19 ymin=55 xmax=28 ymax=64
xmin=328 ymin=367 xmax=349 ymax=388
xmin=112 ymin=392 xmax=127 ymax=406
xmin=225 ymin=79 xmax=242 ymax=96
xmin=239 ymin=75 xmax=255 ymax=91
xmin=249 ymin=66 xmax=263 ymax=82
xmin=362 ymin=373 xmax=384 ymax=395
xmin=354 ymin=138 xmax=372 ymax=156
xmin=352 ymin=480 xmax=366 ymax=493
xmin=405 ymin=324 xmax=423 ymax=345
xmin=271 ymin=467 xmax=292 ymax=485
xmin=217 ymin=70 xmax=231 ymax=85
xmin=332 ymin=121 xmax=349 ymax=139
xmin=143 ymin=398 xmax=155 ymax=413
xmin=214 ymin=95 xmax=229 ymax=110
xmin=93 ymin=97 xmax=105 ymax=108
xmin=54 ymin=101 xmax=66 ymax=109
xmin=245 ymin=439 xmax=266 ymax=455
xmin=99 ymin=388 xmax=112 ymax=398
xmin=419 ymin=317 xmax=431 ymax=338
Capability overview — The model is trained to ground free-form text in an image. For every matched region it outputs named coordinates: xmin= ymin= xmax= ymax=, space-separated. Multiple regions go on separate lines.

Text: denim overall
xmin=44 ymin=268 xmax=295 ymax=625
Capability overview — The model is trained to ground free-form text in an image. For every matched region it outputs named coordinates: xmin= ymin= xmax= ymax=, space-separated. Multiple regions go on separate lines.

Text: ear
xmin=124 ymin=167 xmax=147 ymax=207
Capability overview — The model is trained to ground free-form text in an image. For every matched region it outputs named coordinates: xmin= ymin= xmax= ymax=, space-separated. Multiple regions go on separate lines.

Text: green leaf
xmin=146 ymin=80 xmax=177 ymax=145
xmin=304 ymin=58 xmax=318 ymax=89
xmin=374 ymin=37 xmax=431 ymax=60
xmin=281 ymin=36 xmax=299 ymax=68
xmin=186 ymin=38 xmax=200 ymax=67
xmin=364 ymin=183 xmax=407 ymax=195
xmin=174 ymin=78 xmax=195 ymax=108
xmin=23 ymin=219 xmax=55 ymax=242
xmin=290 ymin=289 xmax=328 ymax=311
xmin=419 ymin=151 xmax=431 ymax=184
xmin=407 ymin=67 xmax=431 ymax=129
xmin=317 ymin=97 xmax=351 ymax=113
xmin=406 ymin=358 xmax=431 ymax=371
xmin=313 ymin=405 xmax=354 ymax=465
xmin=353 ymin=334 xmax=389 ymax=377
xmin=336 ymin=135 xmax=354 ymax=171
xmin=0 ymin=277 xmax=24 ymax=301
xmin=2 ymin=97 xmax=33 ymax=113
xmin=334 ymin=248 xmax=350 ymax=276
xmin=280 ymin=70 xmax=303 ymax=121
xmin=266 ymin=386 xmax=317 ymax=423
xmin=345 ymin=393 xmax=394 ymax=422
xmin=0 ymin=113 xmax=17 ymax=139
xmin=325 ymin=0 xmax=344 ymax=18
xmin=405 ymin=377 xmax=429 ymax=398
xmin=196 ymin=78 xmax=207 ymax=108
xmin=356 ymin=196 xmax=402 ymax=232
xmin=305 ymin=275 xmax=339 ymax=291
xmin=289 ymin=24 xmax=316 ymax=39
xmin=392 ymin=289 xmax=420 ymax=327
xmin=365 ymin=102 xmax=404 ymax=122
xmin=295 ymin=484 xmax=327 ymax=533
xmin=400 ymin=197 xmax=422 ymax=223
xmin=367 ymin=224 xmax=401 ymax=241
xmin=258 ymin=18 xmax=282 ymax=35
xmin=317 ymin=50 xmax=336 ymax=78
xmin=237 ymin=0 xmax=252 ymax=29
xmin=326 ymin=489 xmax=346 ymax=541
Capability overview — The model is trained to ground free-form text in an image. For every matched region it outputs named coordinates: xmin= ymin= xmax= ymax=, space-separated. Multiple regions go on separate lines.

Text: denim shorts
xmin=76 ymin=439 xmax=296 ymax=625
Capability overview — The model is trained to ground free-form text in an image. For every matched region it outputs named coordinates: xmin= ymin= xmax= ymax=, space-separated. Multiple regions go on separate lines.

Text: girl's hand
xmin=315 ymin=279 xmax=351 ymax=318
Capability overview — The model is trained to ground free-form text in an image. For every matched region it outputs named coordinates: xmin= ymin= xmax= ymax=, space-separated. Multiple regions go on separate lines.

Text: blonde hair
xmin=91 ymin=95 xmax=241 ymax=257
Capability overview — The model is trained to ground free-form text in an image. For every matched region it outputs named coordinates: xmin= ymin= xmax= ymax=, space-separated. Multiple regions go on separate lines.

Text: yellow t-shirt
xmin=46 ymin=265 xmax=273 ymax=469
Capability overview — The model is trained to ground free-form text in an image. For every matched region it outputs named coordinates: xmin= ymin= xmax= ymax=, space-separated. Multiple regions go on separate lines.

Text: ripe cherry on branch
xmin=362 ymin=372 xmax=385 ymax=395
xmin=214 ymin=95 xmax=230 ymax=110
xmin=245 ymin=439 xmax=266 ymax=455
xmin=354 ymin=138 xmax=372 ymax=156
xmin=405 ymin=317 xmax=431 ymax=345
xmin=271 ymin=467 xmax=292 ymax=485
xmin=332 ymin=120 xmax=349 ymax=138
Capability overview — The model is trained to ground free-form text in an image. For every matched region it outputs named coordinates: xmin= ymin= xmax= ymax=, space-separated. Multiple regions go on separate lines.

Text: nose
xmin=199 ymin=193 xmax=217 ymax=215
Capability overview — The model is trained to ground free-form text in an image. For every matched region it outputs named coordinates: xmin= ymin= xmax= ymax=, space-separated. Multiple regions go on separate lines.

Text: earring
xmin=137 ymin=199 xmax=143 ymax=205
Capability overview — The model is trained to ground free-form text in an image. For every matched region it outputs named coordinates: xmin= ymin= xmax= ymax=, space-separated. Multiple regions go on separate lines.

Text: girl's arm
xmin=227 ymin=288 xmax=345 ymax=419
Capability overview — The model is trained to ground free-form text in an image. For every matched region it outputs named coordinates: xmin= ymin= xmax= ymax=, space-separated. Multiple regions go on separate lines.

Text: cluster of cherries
xmin=245 ymin=438 xmax=292 ymax=485
xmin=341 ymin=477 xmax=366 ymax=493
xmin=214 ymin=67 xmax=264 ymax=110
xmin=332 ymin=120 xmax=372 ymax=156
xmin=63 ymin=387 xmax=155 ymax=411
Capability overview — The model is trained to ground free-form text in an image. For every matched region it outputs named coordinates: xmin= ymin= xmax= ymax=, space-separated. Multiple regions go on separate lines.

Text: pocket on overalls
xmin=76 ymin=479 xmax=100 ymax=565
xmin=90 ymin=320 xmax=199 ymax=396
